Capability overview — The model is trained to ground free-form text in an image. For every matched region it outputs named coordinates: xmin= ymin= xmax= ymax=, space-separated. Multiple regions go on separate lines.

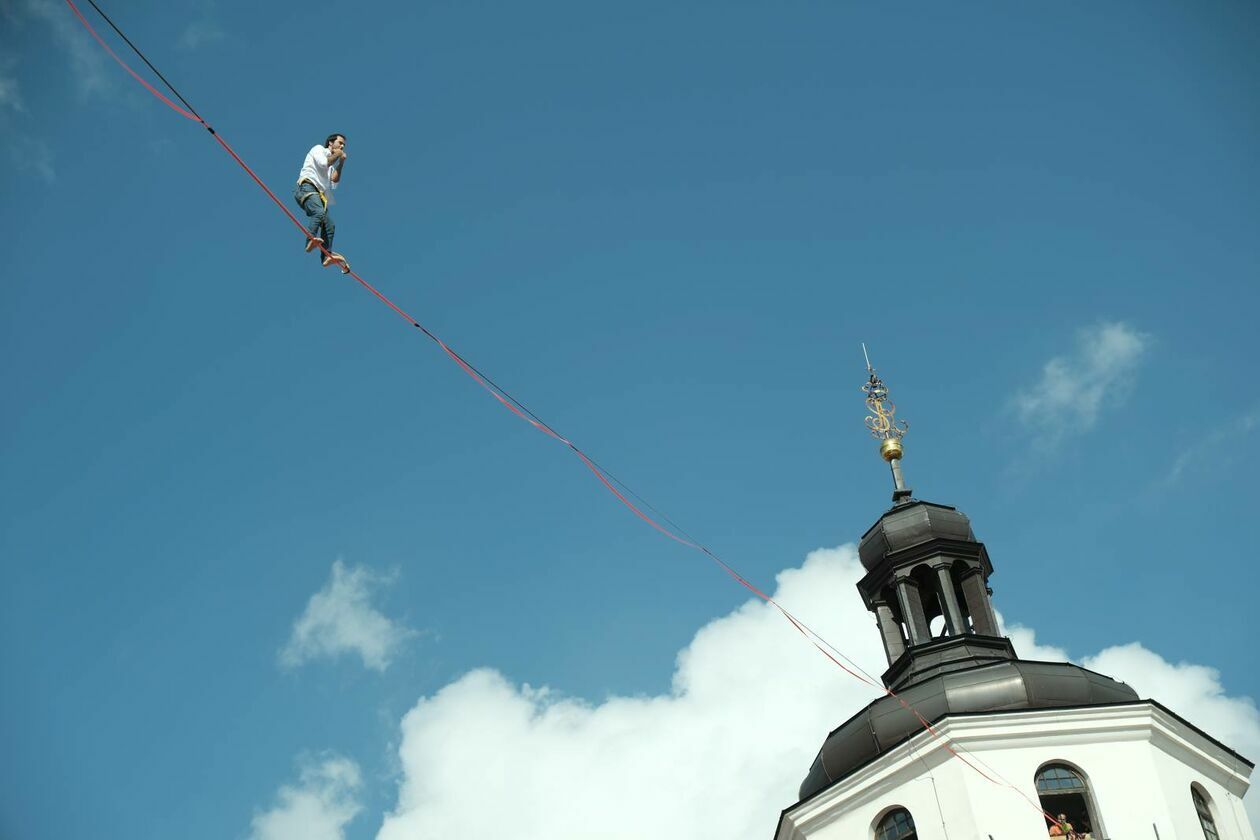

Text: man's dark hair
xmin=325 ymin=133 xmax=345 ymax=147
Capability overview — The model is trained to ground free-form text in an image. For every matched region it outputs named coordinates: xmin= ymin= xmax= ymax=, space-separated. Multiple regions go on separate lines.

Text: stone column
xmin=960 ymin=567 xmax=999 ymax=636
xmin=932 ymin=563 xmax=966 ymax=637
xmin=872 ymin=598 xmax=906 ymax=664
xmin=894 ymin=577 xmax=931 ymax=646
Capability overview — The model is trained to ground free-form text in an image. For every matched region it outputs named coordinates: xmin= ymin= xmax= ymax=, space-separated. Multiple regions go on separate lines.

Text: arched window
xmin=874 ymin=807 xmax=916 ymax=840
xmin=1035 ymin=763 xmax=1100 ymax=837
xmin=1192 ymin=785 xmax=1221 ymax=840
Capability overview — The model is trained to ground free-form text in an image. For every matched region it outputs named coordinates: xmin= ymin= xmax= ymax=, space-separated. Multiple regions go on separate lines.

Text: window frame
xmin=1191 ymin=783 xmax=1221 ymax=840
xmin=1033 ymin=760 xmax=1106 ymax=838
xmin=872 ymin=805 xmax=917 ymax=840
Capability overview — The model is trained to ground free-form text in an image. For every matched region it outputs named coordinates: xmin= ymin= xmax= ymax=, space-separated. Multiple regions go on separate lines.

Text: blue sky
xmin=2 ymin=1 xmax=1258 ymax=838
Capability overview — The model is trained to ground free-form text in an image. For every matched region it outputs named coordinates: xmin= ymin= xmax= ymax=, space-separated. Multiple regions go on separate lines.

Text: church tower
xmin=773 ymin=358 xmax=1255 ymax=840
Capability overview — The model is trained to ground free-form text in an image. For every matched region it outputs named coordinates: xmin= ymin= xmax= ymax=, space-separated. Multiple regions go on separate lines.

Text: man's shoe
xmin=305 ymin=236 xmax=324 ymax=253
xmin=322 ymin=254 xmax=336 ymax=267
xmin=332 ymin=253 xmax=351 ymax=274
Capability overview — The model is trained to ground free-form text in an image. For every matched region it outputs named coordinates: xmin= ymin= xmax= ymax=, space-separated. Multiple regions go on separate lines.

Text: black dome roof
xmin=798 ymin=659 xmax=1139 ymax=801
xmin=858 ymin=501 xmax=977 ymax=571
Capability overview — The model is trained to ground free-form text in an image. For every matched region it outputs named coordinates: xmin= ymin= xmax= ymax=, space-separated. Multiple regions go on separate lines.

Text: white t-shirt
xmin=297 ymin=144 xmax=339 ymax=196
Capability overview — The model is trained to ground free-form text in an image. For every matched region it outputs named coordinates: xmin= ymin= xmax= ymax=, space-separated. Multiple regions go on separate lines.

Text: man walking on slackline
xmin=295 ymin=133 xmax=349 ymax=272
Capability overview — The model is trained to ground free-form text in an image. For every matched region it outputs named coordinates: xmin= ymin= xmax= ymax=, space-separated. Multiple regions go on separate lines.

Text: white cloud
xmin=378 ymin=547 xmax=899 ymax=840
xmin=1085 ymin=644 xmax=1260 ymax=752
xmin=0 ymin=73 xmax=23 ymax=111
xmin=1013 ymin=321 xmax=1149 ymax=449
xmin=280 ymin=560 xmax=416 ymax=672
xmin=0 ymin=48 xmax=26 ymax=115
xmin=0 ymin=47 xmax=52 ymax=181
xmin=25 ymin=0 xmax=111 ymax=98
xmin=1159 ymin=408 xmax=1259 ymax=489
xmin=251 ymin=754 xmax=362 ymax=840
xmin=1004 ymin=619 xmax=1260 ymax=757
xmin=377 ymin=546 xmax=1259 ymax=839
xmin=997 ymin=613 xmax=1069 ymax=663
xmin=177 ymin=0 xmax=225 ymax=50
xmin=8 ymin=132 xmax=55 ymax=181
xmin=178 ymin=19 xmax=223 ymax=50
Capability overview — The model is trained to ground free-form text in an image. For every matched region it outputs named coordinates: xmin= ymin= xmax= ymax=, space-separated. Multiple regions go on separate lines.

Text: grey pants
xmin=294 ymin=182 xmax=333 ymax=261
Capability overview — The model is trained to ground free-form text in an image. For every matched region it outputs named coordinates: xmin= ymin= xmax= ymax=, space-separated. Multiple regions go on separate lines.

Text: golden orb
xmin=879 ymin=438 xmax=903 ymax=462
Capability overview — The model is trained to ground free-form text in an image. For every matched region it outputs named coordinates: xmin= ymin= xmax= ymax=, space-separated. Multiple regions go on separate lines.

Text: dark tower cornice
xmin=857 ymin=498 xmax=1013 ymax=689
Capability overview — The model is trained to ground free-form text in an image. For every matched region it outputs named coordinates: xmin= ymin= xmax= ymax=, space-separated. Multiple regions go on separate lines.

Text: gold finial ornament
xmin=861 ymin=345 xmax=908 ymax=458
xmin=861 ymin=344 xmax=912 ymax=499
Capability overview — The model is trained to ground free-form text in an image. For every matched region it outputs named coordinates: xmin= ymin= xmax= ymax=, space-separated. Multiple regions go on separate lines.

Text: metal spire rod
xmin=860 ymin=346 xmax=913 ymax=503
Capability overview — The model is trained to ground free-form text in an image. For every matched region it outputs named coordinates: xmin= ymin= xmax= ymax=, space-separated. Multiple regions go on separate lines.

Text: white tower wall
xmin=777 ymin=702 xmax=1254 ymax=840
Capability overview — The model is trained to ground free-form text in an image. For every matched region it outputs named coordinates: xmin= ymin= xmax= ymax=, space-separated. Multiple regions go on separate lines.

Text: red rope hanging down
xmin=62 ymin=0 xmax=1066 ymax=826
xmin=65 ymin=1 xmax=199 ymax=120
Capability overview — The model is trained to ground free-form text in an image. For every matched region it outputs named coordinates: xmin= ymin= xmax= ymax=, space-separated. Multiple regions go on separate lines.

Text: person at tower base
xmin=1048 ymin=814 xmax=1076 ymax=838
xmin=294 ymin=133 xmax=349 ymax=272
